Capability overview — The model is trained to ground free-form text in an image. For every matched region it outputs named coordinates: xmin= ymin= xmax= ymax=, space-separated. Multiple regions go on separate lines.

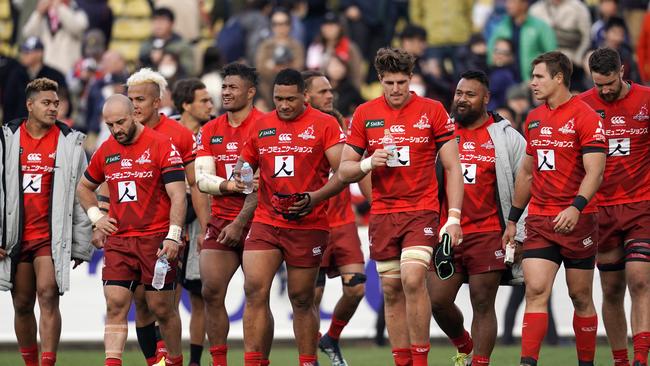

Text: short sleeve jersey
xmin=524 ymin=97 xmax=607 ymax=216
xmin=442 ymin=117 xmax=500 ymax=234
xmin=327 ymin=186 xmax=356 ymax=228
xmin=240 ymin=105 xmax=345 ymax=230
xmin=85 ymin=127 xmax=186 ymax=236
xmin=20 ymin=123 xmax=60 ymax=241
xmin=346 ymin=93 xmax=455 ymax=214
xmin=151 ymin=114 xmax=196 ymax=165
xmin=197 ymin=108 xmax=263 ymax=220
xmin=578 ymin=83 xmax=650 ymax=206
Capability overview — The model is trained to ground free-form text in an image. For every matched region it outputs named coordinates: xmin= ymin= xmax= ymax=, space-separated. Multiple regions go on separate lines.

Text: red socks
xmin=261 ymin=360 xmax=270 ymax=366
xmin=411 ymin=344 xmax=429 ymax=366
xmin=298 ymin=354 xmax=317 ymax=366
xmin=164 ymin=354 xmax=183 ymax=366
xmin=156 ymin=340 xmax=168 ymax=362
xmin=146 ymin=356 xmax=158 ymax=366
xmin=392 ymin=348 xmax=412 ymax=366
xmin=19 ymin=345 xmax=39 ymax=366
xmin=613 ymin=348 xmax=630 ymax=366
xmin=244 ymin=352 xmax=263 ymax=366
xmin=450 ymin=330 xmax=473 ymax=355
xmin=105 ymin=358 xmax=122 ymax=366
xmin=41 ymin=351 xmax=56 ymax=366
xmin=521 ymin=312 xmax=548 ymax=363
xmin=473 ymin=355 xmax=490 ymax=365
xmin=634 ymin=332 xmax=650 ymax=365
xmin=327 ymin=317 xmax=348 ymax=340
xmin=574 ymin=314 xmax=597 ymax=362
xmin=210 ymin=345 xmax=228 ymax=366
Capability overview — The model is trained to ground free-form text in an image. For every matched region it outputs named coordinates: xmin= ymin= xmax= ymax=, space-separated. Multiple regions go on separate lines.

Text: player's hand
xmin=514 ymin=240 xmax=524 ymax=264
xmin=0 ymin=248 xmax=7 ymax=260
xmin=217 ymin=221 xmax=244 ymax=247
xmin=72 ymin=258 xmax=84 ymax=269
xmin=158 ymin=239 xmax=180 ymax=261
xmin=95 ymin=216 xmax=118 ymax=236
xmin=288 ymin=192 xmax=315 ymax=217
xmin=444 ymin=223 xmax=463 ymax=247
xmin=222 ymin=178 xmax=245 ymax=194
xmin=91 ymin=229 xmax=106 ymax=249
xmin=501 ymin=221 xmax=517 ymax=250
xmin=253 ymin=171 xmax=260 ymax=192
xmin=370 ymin=149 xmax=390 ymax=168
xmin=553 ymin=206 xmax=580 ymax=234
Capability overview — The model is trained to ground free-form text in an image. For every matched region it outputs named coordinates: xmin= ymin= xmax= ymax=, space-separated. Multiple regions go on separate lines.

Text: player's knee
xmin=341 ymin=273 xmax=366 ymax=300
xmin=568 ymin=288 xmax=593 ymax=312
xmin=342 ymin=283 xmax=365 ymax=301
xmin=628 ymin=275 xmax=650 ymax=298
xmin=36 ymin=285 xmax=59 ymax=309
xmin=243 ymin=280 xmax=270 ymax=306
xmin=471 ymin=293 xmax=494 ymax=315
xmin=524 ymin=284 xmax=550 ymax=305
xmin=288 ymin=289 xmax=314 ymax=311
xmin=602 ymin=279 xmax=627 ymax=301
xmin=13 ymin=296 xmax=35 ymax=316
xmin=381 ymin=280 xmax=403 ymax=306
xmin=201 ymin=282 xmax=226 ymax=305
xmin=149 ymin=302 xmax=177 ymax=321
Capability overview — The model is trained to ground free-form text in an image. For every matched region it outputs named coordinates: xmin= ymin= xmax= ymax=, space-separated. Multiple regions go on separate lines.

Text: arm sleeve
xmin=84 ymin=146 xmax=106 ymax=184
xmin=160 ymin=141 xmax=186 ymax=183
xmin=180 ymin=129 xmax=196 ymax=165
xmin=578 ymin=109 xmax=607 ymax=151
xmin=239 ymin=132 xmax=259 ymax=165
xmin=195 ymin=125 xmax=212 ymax=157
xmin=523 ymin=119 xmax=534 ymax=156
xmin=432 ymin=102 xmax=455 ymax=143
xmin=323 ymin=117 xmax=347 ymax=150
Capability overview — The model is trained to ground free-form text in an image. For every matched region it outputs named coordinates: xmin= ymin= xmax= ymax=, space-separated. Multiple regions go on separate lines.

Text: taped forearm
xmin=195 ymin=156 xmax=226 ymax=195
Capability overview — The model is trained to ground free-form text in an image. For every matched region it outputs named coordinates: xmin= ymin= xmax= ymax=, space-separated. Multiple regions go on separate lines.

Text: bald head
xmin=103 ymin=94 xmax=139 ymax=145
xmin=103 ymin=94 xmax=134 ymax=116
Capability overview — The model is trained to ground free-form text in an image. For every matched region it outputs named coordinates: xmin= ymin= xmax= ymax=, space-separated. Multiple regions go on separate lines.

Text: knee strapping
xmin=625 ymin=240 xmax=650 ymax=262
xmin=105 ymin=323 xmax=128 ymax=360
xmin=400 ymin=246 xmax=433 ymax=268
xmin=376 ymin=260 xmax=401 ymax=279
xmin=341 ymin=273 xmax=367 ymax=287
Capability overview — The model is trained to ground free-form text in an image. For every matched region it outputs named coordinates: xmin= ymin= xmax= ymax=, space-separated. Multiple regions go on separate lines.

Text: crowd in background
xmin=1 ymin=0 xmax=650 ymax=155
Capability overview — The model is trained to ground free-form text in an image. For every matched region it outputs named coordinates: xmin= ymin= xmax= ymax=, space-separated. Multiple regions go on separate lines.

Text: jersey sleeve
xmin=179 ymin=129 xmax=196 ymax=165
xmin=322 ymin=116 xmax=346 ymax=150
xmin=196 ymin=123 xmax=212 ymax=157
xmin=432 ymin=102 xmax=455 ymax=143
xmin=524 ymin=118 xmax=534 ymax=156
xmin=345 ymin=107 xmax=367 ymax=152
xmin=159 ymin=140 xmax=186 ymax=184
xmin=240 ymin=128 xmax=259 ymax=165
xmin=84 ymin=145 xmax=106 ymax=185
xmin=577 ymin=108 xmax=607 ymax=152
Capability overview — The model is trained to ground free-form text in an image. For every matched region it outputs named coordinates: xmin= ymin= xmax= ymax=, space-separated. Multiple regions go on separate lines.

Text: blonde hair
xmin=126 ymin=68 xmax=168 ymax=99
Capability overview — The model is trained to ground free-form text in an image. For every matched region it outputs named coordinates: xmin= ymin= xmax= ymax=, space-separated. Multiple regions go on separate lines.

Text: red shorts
xmin=202 ymin=216 xmax=250 ymax=253
xmin=524 ymin=213 xmax=598 ymax=267
xmin=244 ymin=222 xmax=329 ymax=268
xmin=368 ymin=210 xmax=439 ymax=261
xmin=454 ymin=231 xmax=506 ymax=275
xmin=321 ymin=222 xmax=365 ymax=277
xmin=102 ymin=233 xmax=177 ymax=286
xmin=598 ymin=201 xmax=650 ymax=254
xmin=18 ymin=237 xmax=51 ymax=263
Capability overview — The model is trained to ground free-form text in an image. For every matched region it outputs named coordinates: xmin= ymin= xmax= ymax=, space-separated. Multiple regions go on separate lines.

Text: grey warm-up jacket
xmin=0 ymin=119 xmax=94 ymax=293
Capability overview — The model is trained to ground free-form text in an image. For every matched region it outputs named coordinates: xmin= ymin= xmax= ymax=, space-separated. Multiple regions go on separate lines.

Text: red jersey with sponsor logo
xmin=327 ymin=186 xmax=356 ymax=227
xmin=85 ymin=127 xmax=186 ymax=236
xmin=524 ymin=97 xmax=607 ymax=216
xmin=197 ymin=108 xmax=263 ymax=220
xmin=20 ymin=123 xmax=59 ymax=241
xmin=442 ymin=117 xmax=500 ymax=234
xmin=346 ymin=93 xmax=455 ymax=215
xmin=240 ymin=105 xmax=345 ymax=230
xmin=578 ymin=83 xmax=650 ymax=206
xmin=150 ymin=114 xmax=196 ymax=165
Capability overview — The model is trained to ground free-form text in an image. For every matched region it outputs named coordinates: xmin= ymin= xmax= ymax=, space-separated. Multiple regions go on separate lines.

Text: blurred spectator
xmin=84 ymin=50 xmax=128 ymax=135
xmin=154 ymin=0 xmax=201 ymax=42
xmin=410 ymin=0 xmax=474 ymax=77
xmin=2 ymin=36 xmax=68 ymax=122
xmin=22 ymin=0 xmax=89 ymax=74
xmin=139 ymin=7 xmax=195 ymax=75
xmin=325 ymin=55 xmax=364 ymax=118
xmin=530 ymin=0 xmax=592 ymax=88
xmin=504 ymin=83 xmax=531 ymax=132
xmin=603 ymin=17 xmax=642 ymax=83
xmin=255 ymin=7 xmax=305 ymax=108
xmin=637 ymin=7 xmax=650 ymax=83
xmin=591 ymin=0 xmax=622 ymax=48
xmin=77 ymin=0 xmax=113 ymax=42
xmin=199 ymin=46 xmax=224 ymax=113
xmin=68 ymin=29 xmax=106 ymax=97
xmin=276 ymin=0 xmax=308 ymax=46
xmin=306 ymin=11 xmax=363 ymax=88
xmin=0 ymin=55 xmax=20 ymax=118
xmin=456 ymin=33 xmax=489 ymax=76
xmin=56 ymin=87 xmax=74 ymax=127
xmin=620 ymin=0 xmax=649 ymax=48
xmin=157 ymin=51 xmax=188 ymax=87
xmin=399 ymin=24 xmax=428 ymax=74
xmin=488 ymin=38 xmax=518 ymax=110
xmin=301 ymin=0 xmax=328 ymax=47
xmin=488 ymin=0 xmax=557 ymax=82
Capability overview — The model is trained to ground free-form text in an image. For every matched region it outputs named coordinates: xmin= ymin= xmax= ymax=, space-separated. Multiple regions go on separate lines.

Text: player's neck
xmin=227 ymin=104 xmax=253 ymax=127
xmin=463 ymin=112 xmax=491 ymax=130
xmin=616 ymin=80 xmax=631 ymax=101
xmin=143 ymin=112 xmax=162 ymax=128
xmin=545 ymin=89 xmax=572 ymax=110
xmin=123 ymin=124 xmax=144 ymax=145
xmin=180 ymin=113 xmax=201 ymax=134
xmin=24 ymin=117 xmax=52 ymax=139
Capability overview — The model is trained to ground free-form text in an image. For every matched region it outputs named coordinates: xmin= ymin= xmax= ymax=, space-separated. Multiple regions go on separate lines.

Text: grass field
xmin=0 ymin=343 xmax=622 ymax=365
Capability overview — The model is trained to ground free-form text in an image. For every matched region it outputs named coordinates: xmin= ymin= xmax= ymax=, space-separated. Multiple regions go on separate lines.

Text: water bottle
xmin=383 ymin=129 xmax=397 ymax=165
xmin=151 ymin=255 xmax=169 ymax=290
xmin=241 ymin=162 xmax=254 ymax=194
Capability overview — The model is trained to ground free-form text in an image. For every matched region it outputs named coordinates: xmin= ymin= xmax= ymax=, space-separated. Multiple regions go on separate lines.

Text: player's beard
xmin=599 ymin=81 xmax=623 ymax=103
xmin=114 ymin=123 xmax=137 ymax=145
xmin=453 ymin=102 xmax=483 ymax=128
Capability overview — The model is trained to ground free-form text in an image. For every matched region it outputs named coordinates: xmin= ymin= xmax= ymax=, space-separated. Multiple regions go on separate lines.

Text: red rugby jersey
xmin=197 ymin=108 xmax=263 ymax=220
xmin=327 ymin=186 xmax=356 ymax=228
xmin=578 ymin=83 xmax=650 ymax=206
xmin=20 ymin=123 xmax=59 ymax=241
xmin=240 ymin=105 xmax=345 ymax=230
xmin=346 ymin=93 xmax=455 ymax=215
xmin=150 ymin=114 xmax=196 ymax=165
xmin=441 ymin=116 xmax=500 ymax=234
xmin=85 ymin=127 xmax=186 ymax=236
xmin=524 ymin=97 xmax=607 ymax=216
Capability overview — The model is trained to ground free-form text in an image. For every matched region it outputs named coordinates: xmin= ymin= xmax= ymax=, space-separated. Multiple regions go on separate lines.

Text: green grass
xmin=0 ymin=343 xmax=621 ymax=365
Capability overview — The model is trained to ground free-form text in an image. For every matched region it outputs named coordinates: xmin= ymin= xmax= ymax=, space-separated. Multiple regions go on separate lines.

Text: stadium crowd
xmin=1 ymin=1 xmax=650 ymax=366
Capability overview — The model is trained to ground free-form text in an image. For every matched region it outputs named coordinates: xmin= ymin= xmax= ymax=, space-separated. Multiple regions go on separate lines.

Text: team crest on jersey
xmin=461 ymin=163 xmax=477 ymax=184
xmin=48 ymin=152 xmax=56 ymax=159
xmin=596 ymin=110 xmax=606 ymax=120
xmin=105 ymin=153 xmax=121 ymax=165
xmin=210 ymin=136 xmax=224 ymax=144
xmin=298 ymin=125 xmax=316 ymax=140
xmin=634 ymin=104 xmax=649 ymax=121
xmin=387 ymin=146 xmax=410 ymax=167
xmin=536 ymin=150 xmax=555 ymax=171
xmin=608 ymin=138 xmax=630 ymax=157
xmin=117 ymin=181 xmax=138 ymax=203
xmin=23 ymin=174 xmax=42 ymax=193
xmin=413 ymin=114 xmax=431 ymax=130
xmin=136 ymin=149 xmax=152 ymax=164
xmin=559 ymin=118 xmax=576 ymax=134
xmin=259 ymin=128 xmax=277 ymax=138
xmin=272 ymin=155 xmax=294 ymax=177
xmin=528 ymin=120 xmax=540 ymax=130
xmin=365 ymin=119 xmax=384 ymax=128
xmin=481 ymin=140 xmax=495 ymax=150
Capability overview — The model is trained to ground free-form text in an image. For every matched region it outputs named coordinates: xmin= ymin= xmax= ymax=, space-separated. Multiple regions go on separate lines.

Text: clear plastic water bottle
xmin=383 ymin=129 xmax=397 ymax=165
xmin=151 ymin=255 xmax=169 ymax=290
xmin=241 ymin=162 xmax=254 ymax=194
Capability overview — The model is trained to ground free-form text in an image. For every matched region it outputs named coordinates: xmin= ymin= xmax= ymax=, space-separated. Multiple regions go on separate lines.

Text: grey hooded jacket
xmin=1 ymin=119 xmax=94 ymax=293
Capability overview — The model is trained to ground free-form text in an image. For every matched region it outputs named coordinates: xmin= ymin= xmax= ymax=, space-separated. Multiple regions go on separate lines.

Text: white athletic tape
xmin=376 ymin=259 xmax=401 ymax=278
xmin=86 ymin=206 xmax=105 ymax=225
xmin=400 ymin=246 xmax=433 ymax=268
xmin=167 ymin=225 xmax=183 ymax=243
xmin=438 ymin=216 xmax=461 ymax=240
xmin=195 ymin=156 xmax=225 ymax=195
xmin=360 ymin=157 xmax=373 ymax=174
